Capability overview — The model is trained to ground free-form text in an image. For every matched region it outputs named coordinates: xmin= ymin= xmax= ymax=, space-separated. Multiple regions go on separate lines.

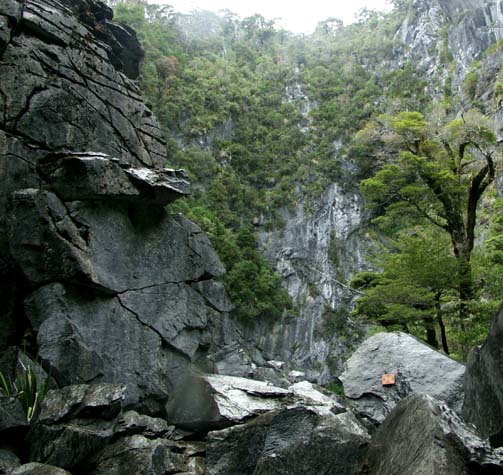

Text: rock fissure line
xmin=10 ymin=84 xmax=50 ymax=130
xmin=23 ymin=6 xmax=72 ymax=47
xmin=0 ymin=123 xmax=56 ymax=150
xmin=116 ymin=295 xmax=191 ymax=360
xmin=32 ymin=50 xmax=151 ymax=166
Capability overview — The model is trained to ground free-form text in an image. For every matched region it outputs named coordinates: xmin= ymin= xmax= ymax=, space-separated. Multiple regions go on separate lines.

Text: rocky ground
xmin=1 ymin=0 xmax=503 ymax=474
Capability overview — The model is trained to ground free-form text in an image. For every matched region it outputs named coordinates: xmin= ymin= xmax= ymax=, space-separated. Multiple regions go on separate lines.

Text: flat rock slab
xmin=166 ymin=374 xmax=346 ymax=433
xmin=463 ymin=304 xmax=503 ymax=447
xmin=38 ymin=153 xmax=189 ymax=205
xmin=340 ymin=331 xmax=464 ymax=424
xmin=368 ymin=394 xmax=503 ymax=475
xmin=166 ymin=374 xmax=290 ymax=431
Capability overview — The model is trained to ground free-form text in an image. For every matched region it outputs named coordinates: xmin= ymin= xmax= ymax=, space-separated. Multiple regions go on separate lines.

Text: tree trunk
xmin=455 ymin=248 xmax=473 ymax=358
xmin=437 ymin=315 xmax=449 ymax=355
xmin=424 ymin=316 xmax=439 ymax=349
xmin=434 ymin=291 xmax=449 ymax=354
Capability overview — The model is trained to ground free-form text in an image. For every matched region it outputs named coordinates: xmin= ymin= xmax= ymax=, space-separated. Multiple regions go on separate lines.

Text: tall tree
xmin=351 ymin=227 xmax=457 ymax=353
xmin=359 ymin=110 xmax=498 ymax=334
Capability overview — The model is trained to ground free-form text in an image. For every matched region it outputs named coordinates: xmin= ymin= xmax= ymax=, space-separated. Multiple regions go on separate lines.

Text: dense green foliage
xmin=352 ymin=110 xmax=501 ymax=358
xmin=111 ymin=0 xmax=502 ymax=353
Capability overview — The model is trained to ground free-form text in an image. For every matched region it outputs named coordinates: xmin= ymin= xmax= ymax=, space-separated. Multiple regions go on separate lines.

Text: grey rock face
xmin=25 ymin=277 xmax=243 ymax=408
xmin=249 ymin=183 xmax=369 ymax=383
xmin=11 ymin=195 xmax=221 ymax=293
xmin=87 ymin=435 xmax=186 ymax=475
xmin=114 ymin=411 xmax=173 ymax=439
xmin=29 ymin=384 xmax=129 ymax=469
xmin=340 ymin=332 xmax=465 ymax=424
xmin=368 ymin=394 xmax=503 ymax=475
xmin=464 ymin=304 xmax=503 ymax=447
xmin=396 ymin=0 xmax=503 ymax=78
xmin=37 ymin=153 xmax=189 ymax=205
xmin=0 ymin=1 xmax=164 ymax=170
xmin=207 ymin=406 xmax=369 ymax=475
xmin=0 ymin=397 xmax=28 ymax=436
xmin=37 ymin=384 xmax=131 ymax=423
xmin=0 ymin=0 xmax=253 ymax=413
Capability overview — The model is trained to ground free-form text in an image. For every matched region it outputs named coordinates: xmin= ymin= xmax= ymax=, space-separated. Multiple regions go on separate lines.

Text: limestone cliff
xmin=0 ymin=0 xmax=252 ymax=413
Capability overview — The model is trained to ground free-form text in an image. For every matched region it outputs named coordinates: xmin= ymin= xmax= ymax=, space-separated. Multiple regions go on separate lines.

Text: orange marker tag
xmin=382 ymin=374 xmax=396 ymax=386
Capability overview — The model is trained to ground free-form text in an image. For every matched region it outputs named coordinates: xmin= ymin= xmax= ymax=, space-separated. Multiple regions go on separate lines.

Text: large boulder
xmin=463 ymin=304 xmax=503 ymax=447
xmin=340 ymin=332 xmax=464 ymax=424
xmin=166 ymin=374 xmax=291 ymax=432
xmin=368 ymin=394 xmax=503 ymax=475
xmin=206 ymin=406 xmax=369 ymax=475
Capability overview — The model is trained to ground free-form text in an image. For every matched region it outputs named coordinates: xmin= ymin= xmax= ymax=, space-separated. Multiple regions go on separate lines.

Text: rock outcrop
xmin=340 ymin=332 xmax=465 ymax=424
xmin=464 ymin=304 xmax=503 ymax=447
xmin=206 ymin=406 xmax=369 ymax=475
xmin=368 ymin=394 xmax=503 ymax=475
xmin=19 ymin=383 xmax=205 ymax=474
xmin=0 ymin=0 xmax=252 ymax=415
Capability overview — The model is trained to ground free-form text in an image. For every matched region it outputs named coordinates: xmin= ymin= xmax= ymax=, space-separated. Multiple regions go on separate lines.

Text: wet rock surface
xmin=368 ymin=394 xmax=503 ymax=475
xmin=340 ymin=332 xmax=465 ymax=424
xmin=464 ymin=304 xmax=503 ymax=447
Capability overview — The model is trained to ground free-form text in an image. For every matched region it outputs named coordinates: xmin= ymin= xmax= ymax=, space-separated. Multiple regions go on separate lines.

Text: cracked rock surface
xmin=0 ymin=0 xmax=252 ymax=412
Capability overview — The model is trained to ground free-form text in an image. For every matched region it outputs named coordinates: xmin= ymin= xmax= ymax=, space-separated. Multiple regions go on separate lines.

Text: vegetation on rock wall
xmin=111 ymin=0 xmax=502 ymax=356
